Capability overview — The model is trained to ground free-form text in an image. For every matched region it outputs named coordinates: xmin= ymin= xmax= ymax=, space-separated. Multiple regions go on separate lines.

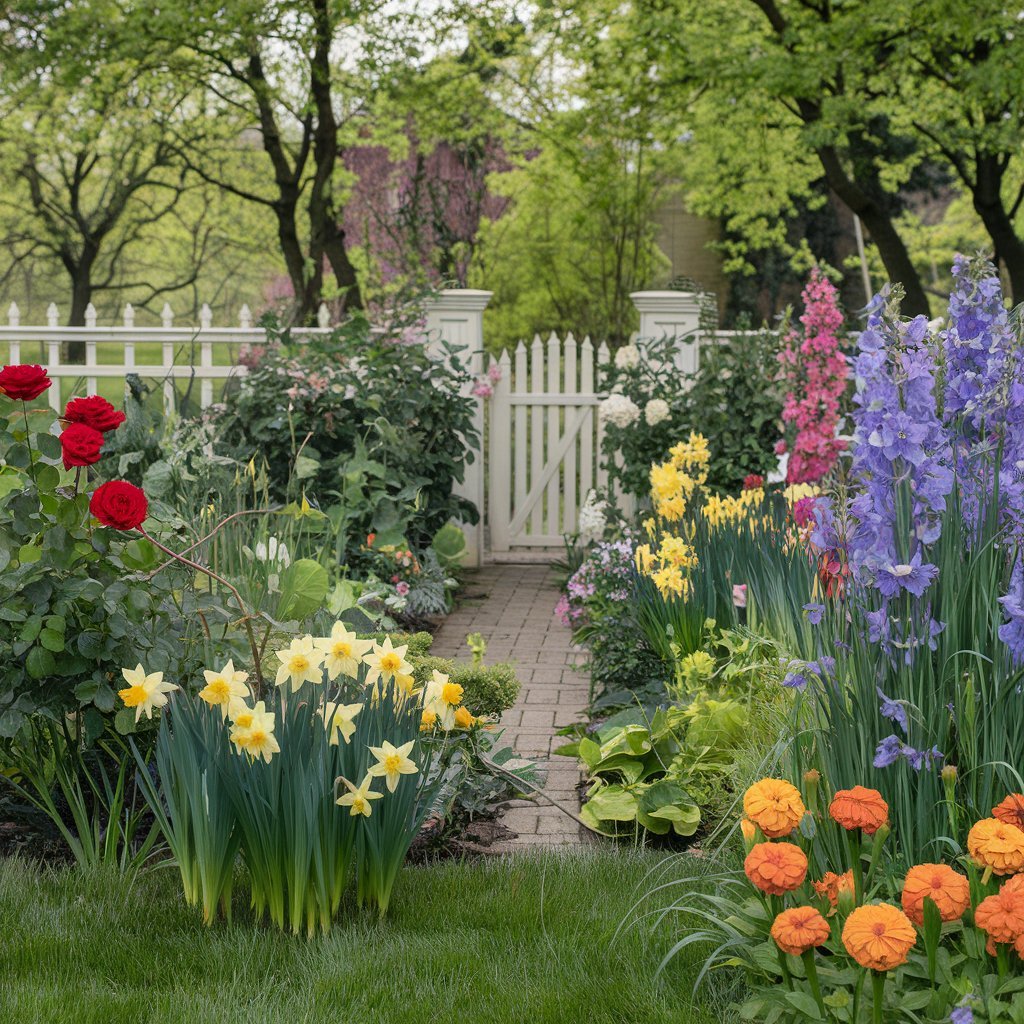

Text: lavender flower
xmin=874 ymin=735 xmax=903 ymax=768
xmin=803 ymin=603 xmax=825 ymax=625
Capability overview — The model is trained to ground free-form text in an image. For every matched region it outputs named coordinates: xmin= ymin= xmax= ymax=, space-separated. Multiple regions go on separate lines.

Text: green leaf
xmin=584 ymin=785 xmax=637 ymax=822
xmin=38 ymin=627 xmax=64 ymax=652
xmin=275 ymin=558 xmax=329 ymax=621
xmin=577 ymin=736 xmax=602 ymax=770
xmin=25 ymin=646 xmax=56 ymax=678
xmin=784 ymin=991 xmax=824 ymax=1020
xmin=114 ymin=708 xmax=138 ymax=735
xmin=293 ymin=453 xmax=320 ymax=480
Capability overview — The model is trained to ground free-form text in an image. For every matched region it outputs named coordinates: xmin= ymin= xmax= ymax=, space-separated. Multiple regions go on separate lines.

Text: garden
xmin=4 ymin=2 xmax=1024 ymax=1023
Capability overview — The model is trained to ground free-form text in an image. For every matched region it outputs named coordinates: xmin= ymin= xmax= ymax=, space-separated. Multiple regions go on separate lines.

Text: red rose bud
xmin=0 ymin=364 xmax=51 ymax=401
xmin=89 ymin=480 xmax=148 ymax=530
xmin=60 ymin=422 xmax=104 ymax=469
xmin=64 ymin=395 xmax=126 ymax=433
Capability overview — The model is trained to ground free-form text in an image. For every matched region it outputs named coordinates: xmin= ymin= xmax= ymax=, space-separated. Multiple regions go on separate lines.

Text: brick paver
xmin=430 ymin=564 xmax=588 ymax=849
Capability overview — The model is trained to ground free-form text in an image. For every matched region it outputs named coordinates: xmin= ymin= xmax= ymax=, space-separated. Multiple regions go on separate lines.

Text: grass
xmin=0 ymin=849 xmax=733 ymax=1024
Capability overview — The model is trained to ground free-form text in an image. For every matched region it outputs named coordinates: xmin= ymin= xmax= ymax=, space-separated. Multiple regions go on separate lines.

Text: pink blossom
xmin=471 ymin=378 xmax=494 ymax=398
xmin=777 ymin=267 xmax=849 ymax=484
xmin=487 ymin=363 xmax=503 ymax=384
xmin=396 ymin=581 xmax=410 ymax=596
xmin=732 ymin=584 xmax=748 ymax=609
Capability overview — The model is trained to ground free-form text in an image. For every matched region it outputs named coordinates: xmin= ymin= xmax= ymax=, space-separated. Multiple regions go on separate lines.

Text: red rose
xmin=64 ymin=395 xmax=126 ymax=433
xmin=60 ymin=423 xmax=105 ymax=469
xmin=0 ymin=364 xmax=51 ymax=401
xmin=89 ymin=480 xmax=148 ymax=530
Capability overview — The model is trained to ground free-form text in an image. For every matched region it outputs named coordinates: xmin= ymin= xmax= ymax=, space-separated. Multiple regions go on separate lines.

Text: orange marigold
xmin=967 ymin=818 xmax=1024 ymax=875
xmin=900 ymin=863 xmax=971 ymax=925
xmin=770 ymin=906 xmax=831 ymax=956
xmin=829 ymin=786 xmax=889 ymax=834
xmin=974 ymin=888 xmax=1024 ymax=944
xmin=812 ymin=870 xmax=855 ymax=909
xmin=993 ymin=794 xmax=1024 ymax=832
xmin=841 ymin=903 xmax=916 ymax=970
xmin=1002 ymin=873 xmax=1024 ymax=897
xmin=743 ymin=778 xmax=806 ymax=839
xmin=744 ymin=841 xmax=808 ymax=896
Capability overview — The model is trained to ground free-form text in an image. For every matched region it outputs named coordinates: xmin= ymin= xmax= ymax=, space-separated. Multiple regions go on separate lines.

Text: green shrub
xmin=410 ymin=656 xmax=520 ymax=718
xmin=364 ymin=631 xmax=434 ymax=659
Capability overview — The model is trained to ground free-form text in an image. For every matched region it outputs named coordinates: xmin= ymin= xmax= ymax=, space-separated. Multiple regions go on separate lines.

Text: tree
xmin=880 ymin=1 xmax=1024 ymax=302
xmin=0 ymin=3 xmax=208 ymax=334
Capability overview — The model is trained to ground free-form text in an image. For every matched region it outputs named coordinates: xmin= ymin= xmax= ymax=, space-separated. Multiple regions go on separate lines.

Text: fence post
xmin=424 ymin=289 xmax=492 ymax=568
xmin=630 ymin=290 xmax=706 ymax=374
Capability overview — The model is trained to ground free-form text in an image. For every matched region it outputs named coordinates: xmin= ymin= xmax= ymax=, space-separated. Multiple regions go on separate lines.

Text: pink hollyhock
xmin=777 ymin=268 xmax=849 ymax=484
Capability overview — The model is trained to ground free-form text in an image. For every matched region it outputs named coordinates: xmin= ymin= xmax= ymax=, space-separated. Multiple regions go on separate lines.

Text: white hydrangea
xmin=644 ymin=398 xmax=671 ymax=426
xmin=577 ymin=490 xmax=608 ymax=545
xmin=613 ymin=344 xmax=640 ymax=370
xmin=598 ymin=393 xmax=641 ymax=428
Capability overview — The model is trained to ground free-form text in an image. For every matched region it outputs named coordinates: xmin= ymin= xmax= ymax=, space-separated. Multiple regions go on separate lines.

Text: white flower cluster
xmin=599 ymin=393 xmax=641 ymax=428
xmin=577 ymin=490 xmax=608 ymax=545
xmin=613 ymin=344 xmax=640 ymax=370
xmin=644 ymin=398 xmax=671 ymax=426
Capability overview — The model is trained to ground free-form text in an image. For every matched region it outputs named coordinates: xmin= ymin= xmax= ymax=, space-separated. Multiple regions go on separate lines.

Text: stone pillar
xmin=424 ymin=289 xmax=492 ymax=567
xmin=630 ymin=290 xmax=705 ymax=374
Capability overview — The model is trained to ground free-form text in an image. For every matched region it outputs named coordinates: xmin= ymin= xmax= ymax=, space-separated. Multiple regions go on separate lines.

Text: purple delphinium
xmin=847 ymin=298 xmax=949 ymax=600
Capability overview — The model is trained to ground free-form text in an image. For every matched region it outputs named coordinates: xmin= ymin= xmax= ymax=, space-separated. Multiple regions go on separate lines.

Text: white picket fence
xmin=0 ymin=288 xmax=728 ymax=563
xmin=3 ymin=299 xmax=335 ymax=414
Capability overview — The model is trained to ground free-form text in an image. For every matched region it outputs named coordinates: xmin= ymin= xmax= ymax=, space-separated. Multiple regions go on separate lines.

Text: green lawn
xmin=0 ymin=849 xmax=732 ymax=1024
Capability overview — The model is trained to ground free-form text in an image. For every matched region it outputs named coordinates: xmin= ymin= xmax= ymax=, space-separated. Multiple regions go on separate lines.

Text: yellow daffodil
xmin=336 ymin=774 xmax=383 ymax=817
xmin=652 ymin=564 xmax=687 ymax=599
xmin=656 ymin=495 xmax=688 ymax=522
xmin=274 ymin=635 xmax=324 ymax=691
xmin=229 ymin=700 xmax=274 ymax=753
xmin=420 ymin=708 xmax=438 ymax=732
xmin=118 ymin=664 xmax=179 ymax=722
xmin=319 ymin=701 xmax=362 ymax=745
xmin=313 ymin=623 xmax=373 ymax=681
xmin=423 ymin=669 xmax=460 ymax=729
xmin=198 ymin=660 xmax=250 ymax=716
xmin=454 ymin=706 xmax=475 ymax=729
xmin=240 ymin=719 xmax=280 ymax=763
xmin=367 ymin=739 xmax=419 ymax=793
xmin=658 ymin=535 xmax=698 ymax=569
xmin=364 ymin=637 xmax=412 ymax=688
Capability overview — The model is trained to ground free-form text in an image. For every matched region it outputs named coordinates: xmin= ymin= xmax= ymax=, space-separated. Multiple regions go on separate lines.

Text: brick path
xmin=430 ymin=564 xmax=588 ymax=849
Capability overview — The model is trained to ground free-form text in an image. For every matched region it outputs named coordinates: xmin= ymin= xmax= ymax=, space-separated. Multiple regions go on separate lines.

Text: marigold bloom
xmin=900 ymin=863 xmax=971 ymax=925
xmin=743 ymin=778 xmax=806 ymax=838
xmin=813 ymin=870 xmax=855 ymax=909
xmin=841 ymin=904 xmax=916 ymax=970
xmin=967 ymin=818 xmax=1024 ymax=875
xmin=744 ymin=841 xmax=808 ymax=895
xmin=974 ymin=888 xmax=1024 ymax=944
xmin=829 ymin=786 xmax=889 ymax=834
xmin=993 ymin=794 xmax=1024 ymax=831
xmin=770 ymin=906 xmax=831 ymax=956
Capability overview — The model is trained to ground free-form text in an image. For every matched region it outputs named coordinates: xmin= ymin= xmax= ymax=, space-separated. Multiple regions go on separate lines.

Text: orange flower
xmin=829 ymin=786 xmax=888 ymax=834
xmin=770 ymin=906 xmax=831 ymax=956
xmin=967 ymin=818 xmax=1024 ymax=875
xmin=1002 ymin=873 xmax=1024 ymax=897
xmin=900 ymin=863 xmax=971 ymax=925
xmin=841 ymin=903 xmax=916 ymax=970
xmin=1016 ymin=932 xmax=1024 ymax=960
xmin=993 ymin=794 xmax=1024 ymax=831
xmin=743 ymin=778 xmax=806 ymax=838
xmin=974 ymin=888 xmax=1024 ymax=944
xmin=744 ymin=841 xmax=808 ymax=895
xmin=812 ymin=870 xmax=855 ymax=910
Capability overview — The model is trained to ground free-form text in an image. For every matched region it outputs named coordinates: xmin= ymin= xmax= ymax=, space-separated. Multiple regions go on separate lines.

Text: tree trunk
xmin=973 ymin=154 xmax=1024 ymax=305
xmin=63 ymin=245 xmax=99 ymax=362
xmin=814 ymin=143 xmax=930 ymax=317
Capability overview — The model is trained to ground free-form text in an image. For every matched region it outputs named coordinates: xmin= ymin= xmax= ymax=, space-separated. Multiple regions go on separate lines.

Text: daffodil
xmin=336 ymin=774 xmax=383 ymax=817
xmin=319 ymin=701 xmax=362 ymax=745
xmin=454 ymin=706 xmax=475 ymax=729
xmin=367 ymin=739 xmax=419 ymax=793
xmin=240 ymin=719 xmax=280 ymax=763
xmin=363 ymin=637 xmax=412 ymax=689
xmin=118 ymin=664 xmax=179 ymax=722
xmin=420 ymin=708 xmax=438 ymax=732
xmin=198 ymin=659 xmax=250 ymax=715
xmin=229 ymin=700 xmax=274 ymax=753
xmin=274 ymin=635 xmax=324 ymax=691
xmin=423 ymin=669 xmax=460 ymax=729
xmin=313 ymin=623 xmax=373 ymax=681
